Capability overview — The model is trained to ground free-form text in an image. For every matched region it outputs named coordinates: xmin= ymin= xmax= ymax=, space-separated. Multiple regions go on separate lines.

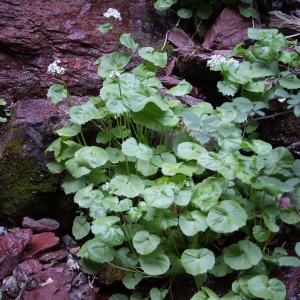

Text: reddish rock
xmin=21 ymin=232 xmax=60 ymax=261
xmin=22 ymin=280 xmax=70 ymax=300
xmin=38 ymin=250 xmax=66 ymax=263
xmin=202 ymin=7 xmax=252 ymax=50
xmin=34 ymin=266 xmax=76 ymax=291
xmin=19 ymin=259 xmax=43 ymax=276
xmin=22 ymin=216 xmax=60 ymax=233
xmin=0 ymin=0 xmax=174 ymax=104
xmin=167 ymin=27 xmax=196 ymax=48
xmin=0 ymin=229 xmax=32 ymax=280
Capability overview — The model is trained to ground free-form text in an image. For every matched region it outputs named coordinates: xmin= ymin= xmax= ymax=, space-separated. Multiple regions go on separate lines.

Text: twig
xmin=287 ymin=141 xmax=300 ymax=150
xmin=239 ymin=110 xmax=292 ymax=127
xmin=290 ymin=196 xmax=300 ymax=217
xmin=286 ymin=33 xmax=300 ymax=39
xmin=161 ymin=30 xmax=170 ymax=51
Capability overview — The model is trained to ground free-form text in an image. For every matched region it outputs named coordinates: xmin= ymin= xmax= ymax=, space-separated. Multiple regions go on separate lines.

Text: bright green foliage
xmin=45 ymin=26 xmax=300 ymax=300
xmin=154 ymin=0 xmax=256 ymax=22
xmin=0 ymin=98 xmax=10 ymax=122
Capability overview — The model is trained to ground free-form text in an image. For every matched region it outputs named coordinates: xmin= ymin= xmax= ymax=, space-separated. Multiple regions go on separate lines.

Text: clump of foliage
xmin=46 ymin=9 xmax=300 ymax=300
xmin=154 ymin=0 xmax=257 ymax=21
xmin=0 ymin=99 xmax=10 ymax=123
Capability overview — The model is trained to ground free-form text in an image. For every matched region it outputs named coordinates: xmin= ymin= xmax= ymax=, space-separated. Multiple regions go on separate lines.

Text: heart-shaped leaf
xmin=207 ymin=200 xmax=247 ymax=233
xmin=223 ymin=240 xmax=262 ymax=270
xmin=133 ymin=231 xmax=161 ymax=255
xmin=181 ymin=248 xmax=215 ymax=276
xmin=122 ymin=272 xmax=143 ymax=289
xmin=247 ymin=275 xmax=286 ymax=300
xmin=179 ymin=210 xmax=208 ymax=236
xmin=139 ymin=250 xmax=170 ymax=275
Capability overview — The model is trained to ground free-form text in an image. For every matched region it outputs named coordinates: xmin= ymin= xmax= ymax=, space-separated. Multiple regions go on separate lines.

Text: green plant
xmin=0 ymin=99 xmax=10 ymax=123
xmin=45 ymin=11 xmax=300 ymax=299
xmin=209 ymin=28 xmax=300 ymax=118
xmin=154 ymin=0 xmax=257 ymax=21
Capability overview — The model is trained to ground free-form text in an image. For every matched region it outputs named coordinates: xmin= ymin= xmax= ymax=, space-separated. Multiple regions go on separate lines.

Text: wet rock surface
xmin=0 ymin=0 xmax=174 ymax=104
xmin=22 ymin=216 xmax=60 ymax=233
xmin=202 ymin=7 xmax=252 ymax=50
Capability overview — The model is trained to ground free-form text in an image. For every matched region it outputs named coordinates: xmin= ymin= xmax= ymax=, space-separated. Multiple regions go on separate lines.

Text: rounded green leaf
xmin=207 ymin=200 xmax=247 ymax=233
xmin=197 ymin=3 xmax=213 ymax=19
xmin=280 ymin=208 xmax=300 ymax=224
xmin=110 ymin=174 xmax=145 ymax=198
xmin=224 ymin=240 xmax=263 ymax=270
xmin=91 ymin=217 xmax=124 ymax=247
xmin=252 ymin=225 xmax=268 ymax=242
xmin=167 ymin=79 xmax=192 ymax=96
xmin=97 ymin=51 xmax=130 ymax=78
xmin=139 ymin=250 xmax=170 ymax=275
xmin=122 ymin=272 xmax=143 ymax=289
xmin=65 ymin=158 xmax=91 ymax=178
xmin=133 ymin=231 xmax=161 ymax=255
xmin=179 ymin=210 xmax=208 ymax=236
xmin=84 ymin=239 xmax=115 ymax=263
xmin=115 ymin=247 xmax=138 ymax=269
xmin=72 ymin=215 xmax=90 ymax=240
xmin=120 ymin=33 xmax=138 ymax=53
xmin=144 ymin=184 xmax=174 ymax=208
xmin=181 ymin=248 xmax=215 ymax=276
xmin=247 ymin=275 xmax=286 ymax=300
xmin=278 ymin=256 xmax=300 ymax=267
xmin=138 ymin=47 xmax=167 ymax=68
xmin=177 ymin=142 xmax=206 ymax=160
xmin=110 ymin=294 xmax=128 ymax=300
xmin=177 ymin=8 xmax=193 ymax=18
xmin=47 ymin=84 xmax=67 ymax=105
xmin=74 ymin=184 xmax=104 ymax=208
xmin=154 ymin=0 xmax=174 ymax=10
xmin=79 ymin=257 xmax=102 ymax=274
xmin=75 ymin=146 xmax=109 ymax=169
xmin=55 ymin=123 xmax=81 ymax=137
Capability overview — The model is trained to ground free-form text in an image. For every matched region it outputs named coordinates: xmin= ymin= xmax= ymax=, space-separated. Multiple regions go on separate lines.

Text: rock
xmin=22 ymin=280 xmax=70 ymax=300
xmin=34 ymin=266 xmax=76 ymax=291
xmin=167 ymin=27 xmax=196 ymax=48
xmin=0 ymin=98 xmax=78 ymax=230
xmin=38 ymin=250 xmax=66 ymax=263
xmin=0 ymin=0 xmax=174 ymax=104
xmin=268 ymin=10 xmax=300 ymax=34
xmin=202 ymin=7 xmax=252 ymax=50
xmin=0 ymin=229 xmax=32 ymax=280
xmin=22 ymin=216 xmax=60 ymax=233
xmin=19 ymin=259 xmax=43 ymax=276
xmin=21 ymin=232 xmax=60 ymax=261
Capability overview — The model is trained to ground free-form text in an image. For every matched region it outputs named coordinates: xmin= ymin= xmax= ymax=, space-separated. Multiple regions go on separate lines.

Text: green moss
xmin=98 ymin=264 xmax=126 ymax=286
xmin=0 ymin=138 xmax=60 ymax=217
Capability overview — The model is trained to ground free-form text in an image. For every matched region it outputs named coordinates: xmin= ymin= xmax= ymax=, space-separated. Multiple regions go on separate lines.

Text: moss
xmin=98 ymin=264 xmax=126 ymax=286
xmin=0 ymin=137 xmax=61 ymax=218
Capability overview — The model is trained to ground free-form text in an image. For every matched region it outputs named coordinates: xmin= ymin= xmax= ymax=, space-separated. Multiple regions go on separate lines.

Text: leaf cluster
xmin=45 ymin=29 xmax=300 ymax=300
xmin=154 ymin=0 xmax=256 ymax=21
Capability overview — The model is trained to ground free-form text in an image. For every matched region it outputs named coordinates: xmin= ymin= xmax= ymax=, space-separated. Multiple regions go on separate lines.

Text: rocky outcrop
xmin=0 ymin=0 xmax=174 ymax=228
xmin=0 ymin=0 xmax=173 ymax=104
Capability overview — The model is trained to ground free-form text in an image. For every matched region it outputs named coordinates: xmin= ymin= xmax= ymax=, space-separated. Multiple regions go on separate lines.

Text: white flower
xmin=109 ymin=70 xmax=120 ymax=78
xmin=47 ymin=60 xmax=66 ymax=75
xmin=103 ymin=182 xmax=111 ymax=190
xmin=103 ymin=8 xmax=122 ymax=21
xmin=184 ymin=180 xmax=191 ymax=187
xmin=207 ymin=55 xmax=239 ymax=70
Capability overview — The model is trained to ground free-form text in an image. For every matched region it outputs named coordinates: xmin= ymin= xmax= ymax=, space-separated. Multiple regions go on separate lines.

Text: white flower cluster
xmin=103 ymin=182 xmax=111 ymax=190
xmin=207 ymin=55 xmax=239 ymax=69
xmin=184 ymin=180 xmax=191 ymax=187
xmin=47 ymin=60 xmax=66 ymax=75
xmin=109 ymin=70 xmax=120 ymax=78
xmin=103 ymin=8 xmax=122 ymax=21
